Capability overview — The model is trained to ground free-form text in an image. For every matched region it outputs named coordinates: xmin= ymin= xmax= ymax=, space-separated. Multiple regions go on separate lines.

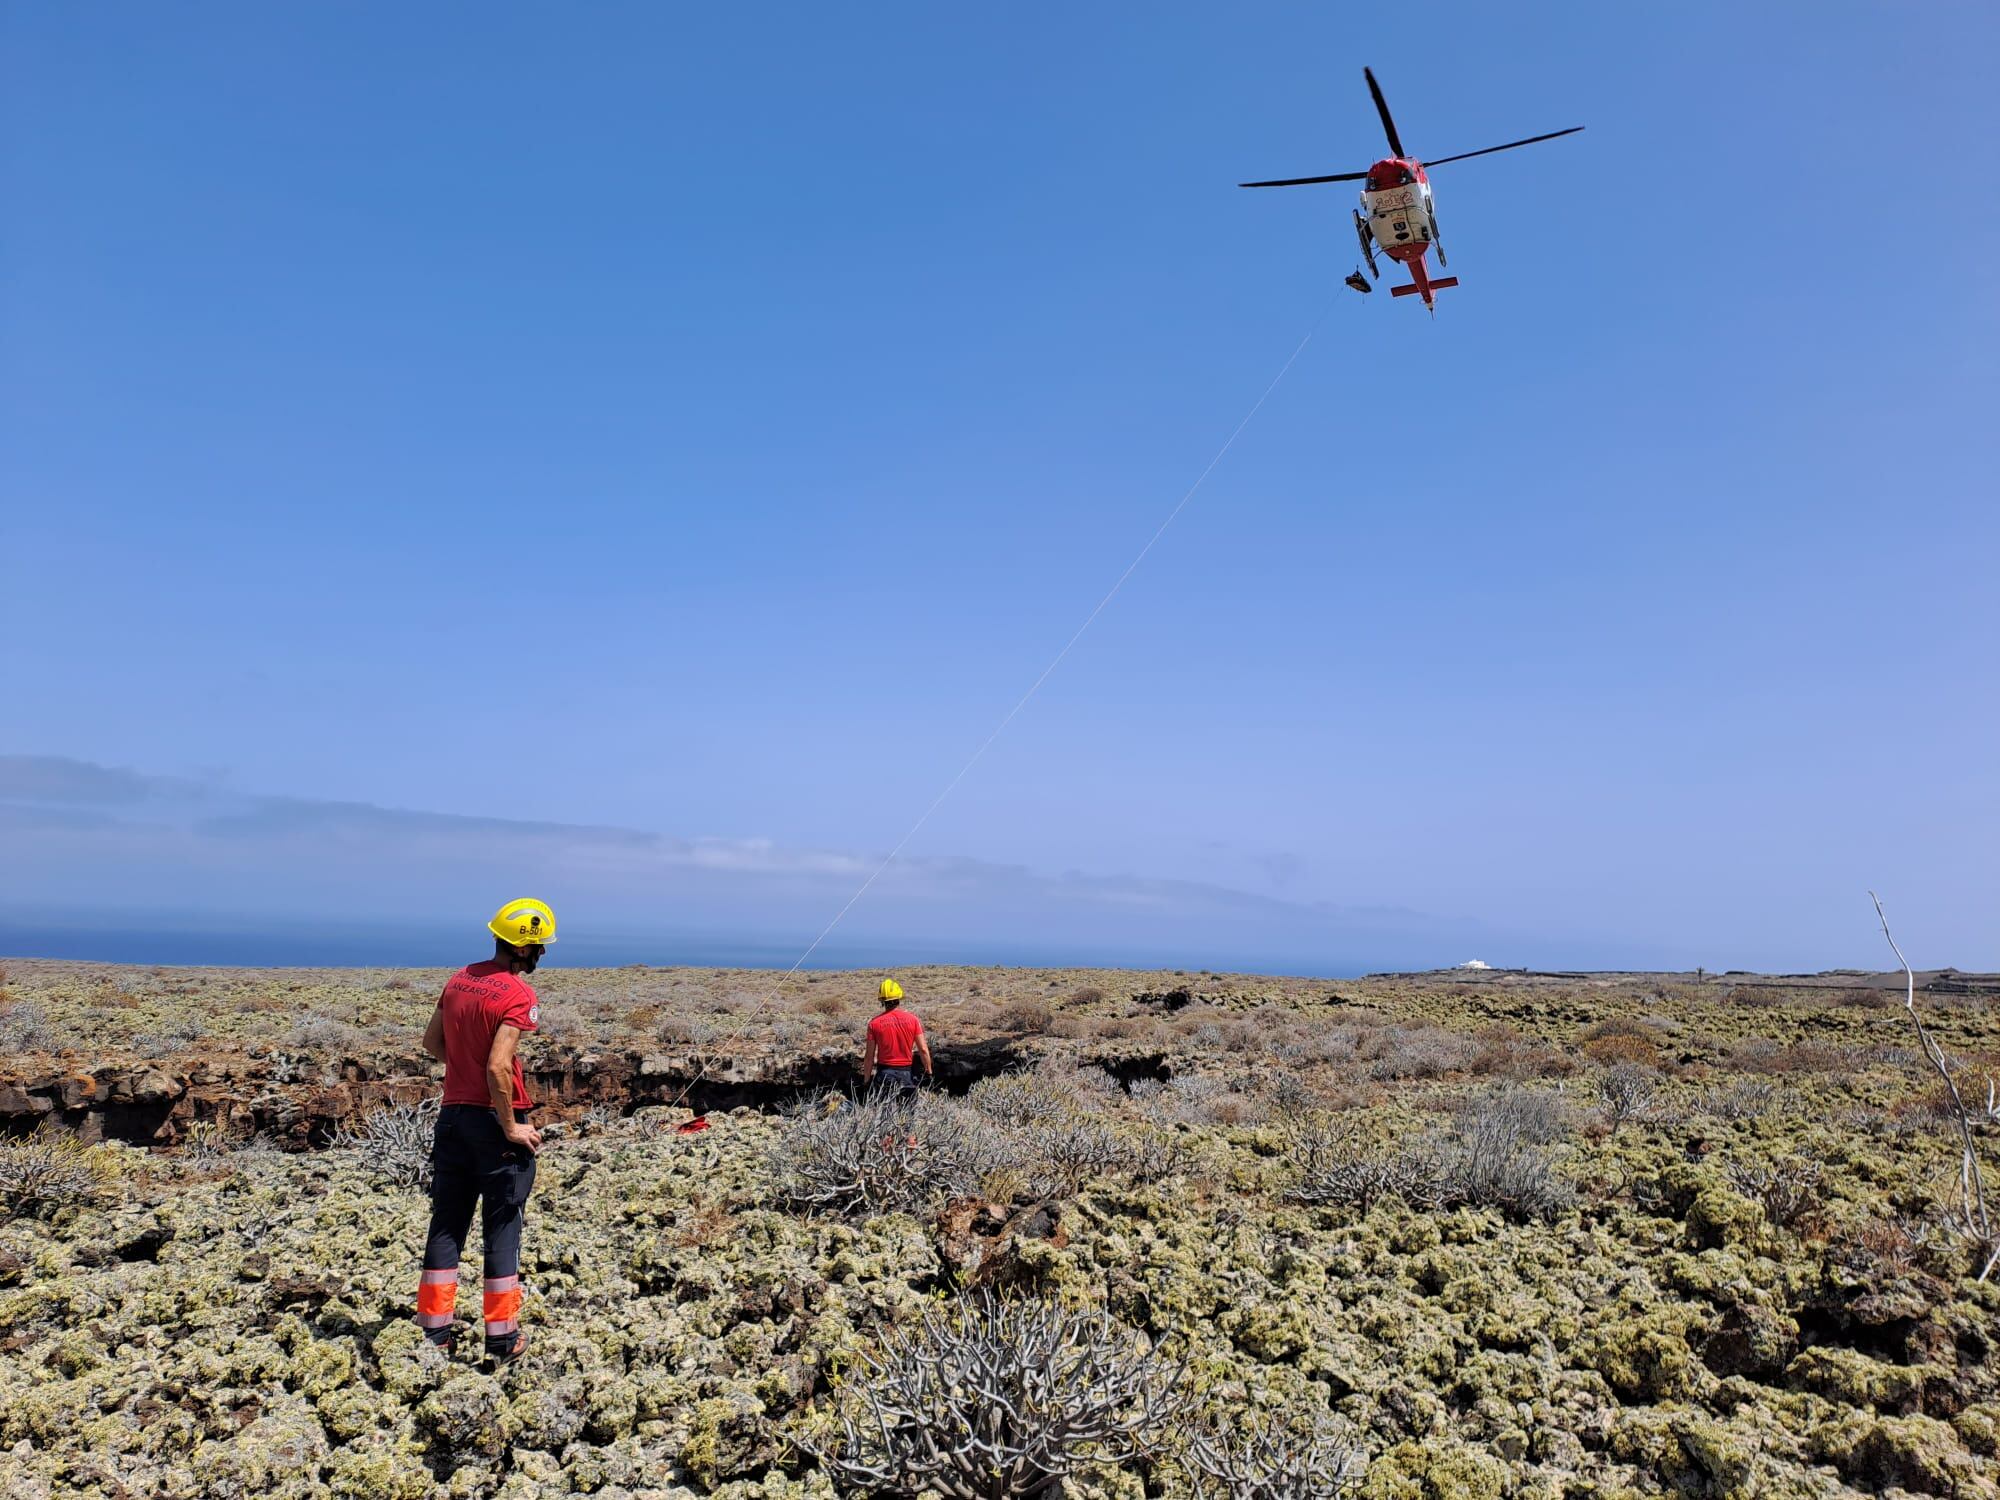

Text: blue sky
xmin=4 ymin=3 xmax=1995 ymax=973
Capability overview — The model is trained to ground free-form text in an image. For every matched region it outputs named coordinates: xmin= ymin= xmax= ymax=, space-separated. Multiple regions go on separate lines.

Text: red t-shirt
xmin=868 ymin=1007 xmax=924 ymax=1067
xmin=438 ymin=960 xmax=540 ymax=1111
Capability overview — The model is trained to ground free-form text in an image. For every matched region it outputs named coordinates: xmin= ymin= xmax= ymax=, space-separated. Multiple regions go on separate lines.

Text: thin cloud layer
xmin=0 ymin=753 xmax=1501 ymax=970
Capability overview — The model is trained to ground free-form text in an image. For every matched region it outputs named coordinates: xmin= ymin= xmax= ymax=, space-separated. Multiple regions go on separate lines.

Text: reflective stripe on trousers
xmin=415 ymin=1103 xmax=536 ymax=1350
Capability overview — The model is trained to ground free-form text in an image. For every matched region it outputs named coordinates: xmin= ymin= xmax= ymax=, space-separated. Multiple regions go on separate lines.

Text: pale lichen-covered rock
xmin=1607 ymin=1405 xmax=1762 ymax=1498
xmin=417 ymin=1368 xmax=510 ymax=1459
xmin=1658 ymin=1163 xmax=1767 ymax=1252
xmin=1574 ymin=1304 xmax=1714 ymax=1403
xmin=188 ymin=1399 xmax=330 ymax=1500
xmin=1699 ymin=1301 xmax=1799 ymax=1380
xmin=1956 ymin=1400 xmax=2000 ymax=1457
xmin=1359 ymin=1438 xmax=1509 ymax=1499
xmin=5 ymin=972 xmax=2000 ymax=1499
xmin=1787 ymin=1345 xmax=1939 ymax=1416
xmin=1808 ymin=1410 xmax=1983 ymax=1495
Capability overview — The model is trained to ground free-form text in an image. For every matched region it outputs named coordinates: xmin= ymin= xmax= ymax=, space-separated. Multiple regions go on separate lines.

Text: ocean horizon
xmin=0 ymin=920 xmax=1386 ymax=979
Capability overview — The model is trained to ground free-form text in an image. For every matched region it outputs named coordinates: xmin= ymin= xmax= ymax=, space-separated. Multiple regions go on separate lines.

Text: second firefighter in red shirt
xmin=860 ymin=977 xmax=931 ymax=1098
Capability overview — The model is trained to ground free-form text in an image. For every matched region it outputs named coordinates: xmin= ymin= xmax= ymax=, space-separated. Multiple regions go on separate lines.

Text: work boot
xmin=485 ymin=1330 xmax=528 ymax=1364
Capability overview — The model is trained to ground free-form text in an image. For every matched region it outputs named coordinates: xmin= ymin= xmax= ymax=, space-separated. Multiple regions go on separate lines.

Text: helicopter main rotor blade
xmin=1239 ymin=170 xmax=1369 ymax=188
xmin=1364 ymin=67 xmax=1406 ymax=159
xmin=1423 ymin=126 xmax=1584 ymax=168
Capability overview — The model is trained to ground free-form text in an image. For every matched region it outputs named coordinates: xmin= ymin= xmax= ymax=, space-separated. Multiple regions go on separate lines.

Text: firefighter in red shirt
xmin=413 ymin=898 xmax=554 ymax=1362
xmin=859 ymin=977 xmax=931 ymax=1099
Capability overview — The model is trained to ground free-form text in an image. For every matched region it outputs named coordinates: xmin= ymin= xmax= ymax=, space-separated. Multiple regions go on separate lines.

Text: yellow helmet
xmin=878 ymin=978 xmax=904 ymax=1001
xmin=489 ymin=898 xmax=557 ymax=948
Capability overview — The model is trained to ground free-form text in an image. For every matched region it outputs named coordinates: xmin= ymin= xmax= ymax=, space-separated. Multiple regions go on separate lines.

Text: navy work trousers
xmin=416 ymin=1103 xmax=536 ymax=1352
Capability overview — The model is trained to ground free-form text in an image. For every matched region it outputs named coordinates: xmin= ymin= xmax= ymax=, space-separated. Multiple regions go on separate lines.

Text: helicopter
xmin=1241 ymin=67 xmax=1582 ymax=313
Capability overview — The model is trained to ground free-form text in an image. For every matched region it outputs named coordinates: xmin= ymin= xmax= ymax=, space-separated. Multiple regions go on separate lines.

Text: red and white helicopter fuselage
xmin=1357 ymin=157 xmax=1457 ymax=309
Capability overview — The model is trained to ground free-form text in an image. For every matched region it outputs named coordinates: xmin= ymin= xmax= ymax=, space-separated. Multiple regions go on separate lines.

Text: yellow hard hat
xmin=489 ymin=898 xmax=557 ymax=948
xmin=878 ymin=978 xmax=904 ymax=1001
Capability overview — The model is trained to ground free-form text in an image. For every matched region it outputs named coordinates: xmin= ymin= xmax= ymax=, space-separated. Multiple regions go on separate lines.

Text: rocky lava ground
xmin=2 ymin=960 xmax=1999 ymax=1499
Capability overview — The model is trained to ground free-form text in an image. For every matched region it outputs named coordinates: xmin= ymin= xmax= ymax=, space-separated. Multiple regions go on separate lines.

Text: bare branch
xmin=801 ymin=1289 xmax=1187 ymax=1497
xmin=333 ymin=1097 xmax=438 ymax=1192
xmin=1871 ymin=892 xmax=1995 ymax=1275
xmin=1184 ymin=1407 xmax=1364 ymax=1500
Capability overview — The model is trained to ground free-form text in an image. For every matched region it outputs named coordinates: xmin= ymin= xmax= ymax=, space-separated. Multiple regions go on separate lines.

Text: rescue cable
xmin=667 ymin=303 xmax=1334 ymax=1115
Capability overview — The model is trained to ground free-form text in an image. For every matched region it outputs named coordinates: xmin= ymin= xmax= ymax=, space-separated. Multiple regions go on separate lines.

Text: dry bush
xmin=1202 ymin=1093 xmax=1267 ymax=1127
xmin=1168 ymin=1006 xmax=1227 ymax=1037
xmin=969 ymin=1069 xmax=1076 ymax=1130
xmin=657 ymin=1016 xmax=721 ymax=1047
xmin=381 ymin=977 xmax=414 ymax=993
xmin=0 ymin=1125 xmax=103 ymax=1220
xmin=999 ymin=999 xmax=1054 ymax=1035
xmin=334 ymin=1098 xmax=438 ymax=1191
xmin=290 ymin=1014 xmax=359 ymax=1052
xmin=1837 ymin=1214 xmax=1944 ymax=1278
xmin=0 ymin=1001 xmax=57 ymax=1053
xmin=1162 ymin=1072 xmax=1223 ymax=1116
xmin=1834 ymin=988 xmax=1896 ymax=1010
xmin=180 ymin=1119 xmax=236 ymax=1167
xmin=1183 ymin=1407 xmax=1364 ymax=1499
xmin=1437 ymin=1085 xmax=1576 ymax=1222
xmin=1888 ymin=1086 xmax=1962 ymax=1133
xmin=1581 ymin=1016 xmax=1665 ymax=1043
xmin=1273 ymin=1024 xmax=1361 ymax=1067
xmin=1457 ymin=1083 xmax=1572 ymax=1145
xmin=1469 ymin=1024 xmax=1574 ymax=1080
xmin=1582 ymin=1033 xmax=1661 ymax=1067
xmin=1729 ymin=1038 xmax=1850 ymax=1074
xmin=801 ymin=1289 xmax=1186 ymax=1499
xmin=1268 ymin=1070 xmax=1323 ymax=1119
xmin=772 ymin=1091 xmax=1018 ymax=1218
xmin=1287 ymin=1133 xmax=1439 ymax=1215
xmin=1147 ymin=1073 xmax=1262 ymax=1127
xmin=135 ymin=1020 xmax=207 ymax=1058
xmin=1123 ymin=1126 xmax=1197 ymax=1185
xmin=1070 ymin=985 xmax=1106 ymax=1006
xmin=1724 ymin=1156 xmax=1823 ymax=1230
xmin=1287 ymin=1087 xmax=1574 ymax=1223
xmin=579 ymin=1102 xmax=624 ymax=1135
xmin=1725 ymin=986 xmax=1785 ymax=1010
xmin=1090 ymin=1016 xmax=1151 ymax=1041
xmin=1031 ymin=1114 xmax=1133 ymax=1194
xmin=1363 ymin=1025 xmax=1479 ymax=1081
xmin=1075 ymin=1066 xmax=1124 ymax=1098
xmin=804 ymin=992 xmax=846 ymax=1017
xmin=1280 ymin=1096 xmax=1576 ymax=1224
xmin=1597 ymin=1063 xmax=1661 ymax=1129
xmin=1704 ymin=1078 xmax=1779 ymax=1122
